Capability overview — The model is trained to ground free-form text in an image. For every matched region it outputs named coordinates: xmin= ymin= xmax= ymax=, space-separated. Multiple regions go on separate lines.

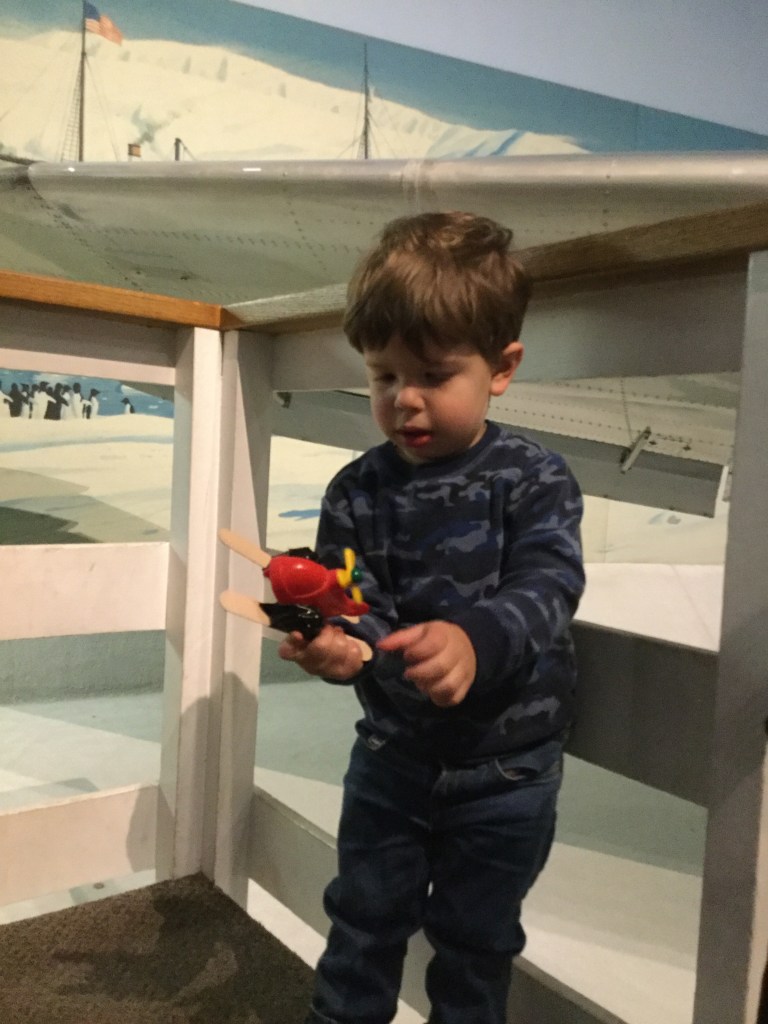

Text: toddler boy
xmin=280 ymin=211 xmax=585 ymax=1024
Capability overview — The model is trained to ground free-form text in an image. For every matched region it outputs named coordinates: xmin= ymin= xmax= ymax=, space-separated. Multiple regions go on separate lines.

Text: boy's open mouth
xmin=398 ymin=428 xmax=432 ymax=449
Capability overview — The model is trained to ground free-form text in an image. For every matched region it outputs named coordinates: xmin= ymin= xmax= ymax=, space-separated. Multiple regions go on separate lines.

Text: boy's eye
xmin=423 ymin=371 xmax=452 ymax=386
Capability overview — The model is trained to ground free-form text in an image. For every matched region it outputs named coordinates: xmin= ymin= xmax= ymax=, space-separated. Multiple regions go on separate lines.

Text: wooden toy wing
xmin=218 ymin=528 xmax=271 ymax=569
xmin=219 ymin=589 xmax=272 ymax=626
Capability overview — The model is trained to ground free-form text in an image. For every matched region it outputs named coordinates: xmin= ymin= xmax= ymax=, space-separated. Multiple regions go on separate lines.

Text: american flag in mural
xmin=83 ymin=2 xmax=123 ymax=45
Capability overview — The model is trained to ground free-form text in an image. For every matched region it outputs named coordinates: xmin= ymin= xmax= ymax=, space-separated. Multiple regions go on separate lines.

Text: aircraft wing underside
xmin=2 ymin=153 xmax=768 ymax=303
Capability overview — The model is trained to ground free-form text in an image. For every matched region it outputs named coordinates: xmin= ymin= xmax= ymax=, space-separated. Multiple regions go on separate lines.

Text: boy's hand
xmin=278 ymin=624 xmax=366 ymax=681
xmin=377 ymin=621 xmax=476 ymax=707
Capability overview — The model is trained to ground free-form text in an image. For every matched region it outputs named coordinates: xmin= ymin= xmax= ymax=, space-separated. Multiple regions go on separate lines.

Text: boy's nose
xmin=394 ymin=384 xmax=423 ymax=410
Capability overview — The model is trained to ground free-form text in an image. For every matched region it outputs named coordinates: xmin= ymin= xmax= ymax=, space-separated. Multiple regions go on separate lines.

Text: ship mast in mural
xmin=357 ymin=43 xmax=372 ymax=160
xmin=62 ymin=2 xmax=123 ymax=161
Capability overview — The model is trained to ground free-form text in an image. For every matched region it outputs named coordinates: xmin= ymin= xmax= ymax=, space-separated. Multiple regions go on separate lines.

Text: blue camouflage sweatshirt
xmin=315 ymin=420 xmax=585 ymax=763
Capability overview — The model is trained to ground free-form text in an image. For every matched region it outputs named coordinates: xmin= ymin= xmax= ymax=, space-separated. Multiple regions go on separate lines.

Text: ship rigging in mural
xmin=20 ymin=6 xmax=380 ymax=165
xmin=64 ymin=3 xmax=376 ymax=163
xmin=0 ymin=2 xmax=189 ymax=164
xmin=354 ymin=43 xmax=373 ymax=160
xmin=0 ymin=1 xmax=591 ymax=166
xmin=65 ymin=2 xmax=123 ymax=161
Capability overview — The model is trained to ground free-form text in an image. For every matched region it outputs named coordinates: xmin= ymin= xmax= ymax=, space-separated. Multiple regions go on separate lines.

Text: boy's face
xmin=364 ymin=335 xmax=523 ymax=464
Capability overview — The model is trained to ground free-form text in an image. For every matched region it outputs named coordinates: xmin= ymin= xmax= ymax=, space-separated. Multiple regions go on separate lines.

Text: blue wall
xmin=243 ymin=0 xmax=768 ymax=136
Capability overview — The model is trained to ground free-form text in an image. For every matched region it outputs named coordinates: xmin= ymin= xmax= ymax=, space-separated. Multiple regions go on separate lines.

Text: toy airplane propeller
xmin=336 ymin=547 xmax=365 ymax=607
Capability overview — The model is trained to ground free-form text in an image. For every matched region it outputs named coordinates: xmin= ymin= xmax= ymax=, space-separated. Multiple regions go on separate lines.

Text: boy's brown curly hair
xmin=343 ymin=211 xmax=531 ymax=364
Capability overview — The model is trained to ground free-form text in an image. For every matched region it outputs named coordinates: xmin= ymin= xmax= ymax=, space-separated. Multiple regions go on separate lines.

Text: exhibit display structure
xmin=0 ymin=200 xmax=766 ymax=1023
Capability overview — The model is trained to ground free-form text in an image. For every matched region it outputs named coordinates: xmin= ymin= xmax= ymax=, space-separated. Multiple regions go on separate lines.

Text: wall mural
xmin=0 ymin=367 xmax=173 ymax=545
xmin=1 ymin=0 xmax=765 ymax=165
xmin=0 ymin=1 xmax=765 ymax=546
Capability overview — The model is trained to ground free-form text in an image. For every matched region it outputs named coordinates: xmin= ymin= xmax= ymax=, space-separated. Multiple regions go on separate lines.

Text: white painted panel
xmin=248 ymin=785 xmax=336 ymax=938
xmin=521 ymin=268 xmax=746 ymax=381
xmin=0 ymin=345 xmax=175 ymax=387
xmin=569 ymin=623 xmax=717 ymax=806
xmin=0 ymin=783 xmax=157 ymax=906
xmin=0 ymin=542 xmax=168 ymax=640
xmin=270 ymin=328 xmax=366 ymax=390
xmin=267 ymin=268 xmax=746 ymax=390
xmin=0 ymin=305 xmax=177 ymax=385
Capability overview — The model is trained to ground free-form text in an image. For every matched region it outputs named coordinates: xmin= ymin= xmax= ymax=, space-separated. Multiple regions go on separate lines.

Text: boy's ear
xmin=490 ymin=341 xmax=524 ymax=396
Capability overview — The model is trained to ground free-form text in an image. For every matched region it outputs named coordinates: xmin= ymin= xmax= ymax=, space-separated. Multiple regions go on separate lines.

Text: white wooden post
xmin=694 ymin=251 xmax=768 ymax=1023
xmin=156 ymin=325 xmax=224 ymax=880
xmin=206 ymin=329 xmax=275 ymax=906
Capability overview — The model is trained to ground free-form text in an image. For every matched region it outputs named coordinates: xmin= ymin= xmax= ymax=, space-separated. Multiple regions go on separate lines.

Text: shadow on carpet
xmin=0 ymin=874 xmax=314 ymax=1024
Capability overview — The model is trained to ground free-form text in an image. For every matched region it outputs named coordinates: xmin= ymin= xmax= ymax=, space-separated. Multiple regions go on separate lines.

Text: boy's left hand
xmin=377 ymin=621 xmax=476 ymax=707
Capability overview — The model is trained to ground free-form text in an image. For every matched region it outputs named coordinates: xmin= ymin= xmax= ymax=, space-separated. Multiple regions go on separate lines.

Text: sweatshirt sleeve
xmin=451 ymin=450 xmax=585 ymax=691
xmin=314 ymin=474 xmax=399 ymax=658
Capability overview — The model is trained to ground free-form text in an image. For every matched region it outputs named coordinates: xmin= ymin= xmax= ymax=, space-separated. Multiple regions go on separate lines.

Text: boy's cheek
xmin=369 ymin=397 xmax=391 ymax=431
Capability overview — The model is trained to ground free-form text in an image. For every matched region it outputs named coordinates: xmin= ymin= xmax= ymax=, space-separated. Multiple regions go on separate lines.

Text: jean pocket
xmin=493 ymin=749 xmax=563 ymax=785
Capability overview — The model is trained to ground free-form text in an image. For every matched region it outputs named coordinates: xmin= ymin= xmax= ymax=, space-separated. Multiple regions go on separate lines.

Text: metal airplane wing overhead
xmin=2 ymin=153 xmax=768 ymax=302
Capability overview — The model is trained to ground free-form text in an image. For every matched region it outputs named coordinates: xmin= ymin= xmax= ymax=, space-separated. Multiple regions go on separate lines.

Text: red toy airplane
xmin=265 ymin=544 xmax=370 ymax=619
xmin=218 ymin=528 xmax=372 ymax=659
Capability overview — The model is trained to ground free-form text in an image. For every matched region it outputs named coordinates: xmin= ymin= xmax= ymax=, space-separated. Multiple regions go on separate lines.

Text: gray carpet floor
xmin=0 ymin=874 xmax=314 ymax=1024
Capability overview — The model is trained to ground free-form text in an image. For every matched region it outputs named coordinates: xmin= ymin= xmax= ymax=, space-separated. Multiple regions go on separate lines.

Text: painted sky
xmin=0 ymin=0 xmax=765 ymax=153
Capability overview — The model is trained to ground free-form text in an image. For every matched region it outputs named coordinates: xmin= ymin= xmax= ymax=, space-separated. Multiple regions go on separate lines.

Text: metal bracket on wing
xmin=620 ymin=426 xmax=653 ymax=474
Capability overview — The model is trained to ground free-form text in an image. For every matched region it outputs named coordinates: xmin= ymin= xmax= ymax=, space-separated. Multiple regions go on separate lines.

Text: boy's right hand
xmin=376 ymin=620 xmax=476 ymax=707
xmin=278 ymin=624 xmax=368 ymax=680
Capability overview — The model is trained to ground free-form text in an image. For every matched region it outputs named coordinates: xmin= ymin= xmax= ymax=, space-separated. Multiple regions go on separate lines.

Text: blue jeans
xmin=306 ymin=731 xmax=563 ymax=1024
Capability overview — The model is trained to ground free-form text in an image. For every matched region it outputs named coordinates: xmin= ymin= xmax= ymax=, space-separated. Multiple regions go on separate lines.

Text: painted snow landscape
xmin=0 ymin=30 xmax=585 ymax=164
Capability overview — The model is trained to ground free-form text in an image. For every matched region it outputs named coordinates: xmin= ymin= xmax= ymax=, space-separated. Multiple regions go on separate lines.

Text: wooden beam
xmin=0 ymin=269 xmax=243 ymax=330
xmin=516 ymin=200 xmax=768 ymax=284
